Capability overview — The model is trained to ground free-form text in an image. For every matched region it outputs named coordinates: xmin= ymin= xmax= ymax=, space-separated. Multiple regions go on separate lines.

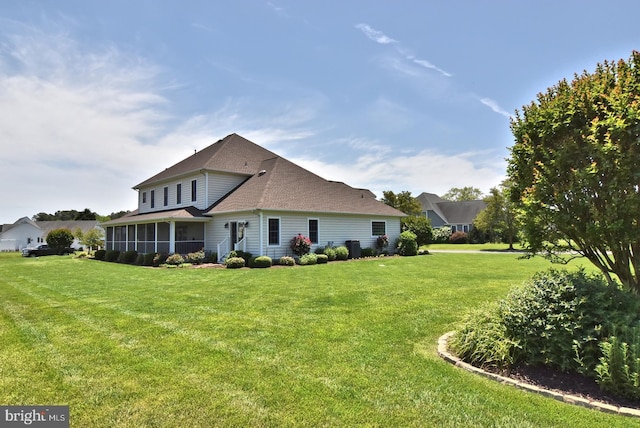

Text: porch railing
xmin=217 ymin=237 xmax=229 ymax=262
xmin=234 ymin=237 xmax=247 ymax=253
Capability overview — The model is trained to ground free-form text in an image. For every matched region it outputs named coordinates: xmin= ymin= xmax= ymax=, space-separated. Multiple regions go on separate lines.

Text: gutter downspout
xmin=258 ymin=210 xmax=264 ymax=256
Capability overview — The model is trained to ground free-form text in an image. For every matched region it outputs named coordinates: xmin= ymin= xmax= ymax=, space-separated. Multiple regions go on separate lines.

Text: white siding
xmin=138 ymin=172 xmax=247 ymax=213
xmin=209 ymin=211 xmax=401 ymax=259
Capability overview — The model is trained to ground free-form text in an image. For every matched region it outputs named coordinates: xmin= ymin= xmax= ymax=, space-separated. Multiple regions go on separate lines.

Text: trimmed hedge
xmin=279 ymin=256 xmax=295 ymax=266
xmin=316 ymin=254 xmax=328 ymax=264
xmin=249 ymin=256 xmax=272 ymax=268
xmin=225 ymin=257 xmax=246 ymax=269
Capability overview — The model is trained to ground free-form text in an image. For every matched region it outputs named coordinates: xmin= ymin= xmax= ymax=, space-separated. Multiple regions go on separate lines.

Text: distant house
xmin=416 ymin=192 xmax=486 ymax=233
xmin=101 ymin=133 xmax=405 ymax=260
xmin=0 ymin=217 xmax=103 ymax=251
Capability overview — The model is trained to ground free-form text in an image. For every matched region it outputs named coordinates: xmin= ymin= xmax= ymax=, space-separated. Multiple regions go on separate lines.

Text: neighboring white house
xmin=0 ymin=217 xmax=103 ymax=251
xmin=101 ymin=133 xmax=406 ymax=260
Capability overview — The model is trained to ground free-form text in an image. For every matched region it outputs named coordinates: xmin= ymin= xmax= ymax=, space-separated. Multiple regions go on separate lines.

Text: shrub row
xmin=94 ymin=249 xmax=217 ymax=267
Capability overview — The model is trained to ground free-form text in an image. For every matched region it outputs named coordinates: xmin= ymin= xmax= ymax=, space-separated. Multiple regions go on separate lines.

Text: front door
xmin=230 ymin=221 xmax=238 ymax=246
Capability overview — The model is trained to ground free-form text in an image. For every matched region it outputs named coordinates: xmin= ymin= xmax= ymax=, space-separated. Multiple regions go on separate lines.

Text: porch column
xmin=169 ymin=221 xmax=176 ymax=253
xmin=154 ymin=222 xmax=158 ymax=253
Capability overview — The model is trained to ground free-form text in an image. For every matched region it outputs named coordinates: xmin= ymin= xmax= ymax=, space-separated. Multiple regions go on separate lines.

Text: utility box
xmin=345 ymin=240 xmax=361 ymax=259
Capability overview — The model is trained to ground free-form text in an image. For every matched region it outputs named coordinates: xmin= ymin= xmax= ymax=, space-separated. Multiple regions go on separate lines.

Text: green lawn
xmin=0 ymin=252 xmax=636 ymax=427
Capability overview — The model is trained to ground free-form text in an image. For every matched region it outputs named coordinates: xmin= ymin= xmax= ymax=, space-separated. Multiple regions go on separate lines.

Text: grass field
xmin=1 ymin=252 xmax=637 ymax=427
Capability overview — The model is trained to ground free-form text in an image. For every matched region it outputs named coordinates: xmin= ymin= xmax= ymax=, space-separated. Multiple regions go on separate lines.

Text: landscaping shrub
xmin=449 ymin=231 xmax=468 ymax=244
xmin=204 ymin=251 xmax=218 ymax=263
xmin=135 ymin=253 xmax=145 ymax=265
xmin=375 ymin=235 xmax=389 ymax=253
xmin=595 ymin=329 xmax=640 ymax=399
xmin=225 ymin=257 xmax=246 ymax=269
xmin=94 ymin=249 xmax=106 ymax=261
xmin=401 ymin=216 xmax=433 ymax=246
xmin=290 ymin=234 xmax=311 ymax=256
xmin=316 ymin=254 xmax=328 ymax=264
xmin=431 ymin=226 xmax=452 ymax=244
xmin=361 ymin=248 xmax=376 ymax=257
xmin=143 ymin=252 xmax=156 ymax=266
xmin=323 ymin=247 xmax=337 ymax=261
xmin=229 ymin=250 xmax=252 ymax=265
xmin=249 ymin=256 xmax=272 ymax=268
xmin=153 ymin=253 xmax=168 ymax=267
xmin=278 ymin=256 xmax=295 ymax=266
xmin=186 ymin=249 xmax=205 ymax=264
xmin=450 ymin=268 xmax=640 ymax=398
xmin=334 ymin=246 xmax=348 ymax=260
xmin=119 ymin=250 xmax=138 ymax=264
xmin=45 ymin=228 xmax=74 ymax=254
xmin=397 ymin=230 xmax=418 ymax=256
xmin=165 ymin=253 xmax=185 ymax=266
xmin=299 ymin=253 xmax=318 ymax=265
xmin=104 ymin=250 xmax=120 ymax=262
xmin=314 ymin=246 xmax=325 ymax=255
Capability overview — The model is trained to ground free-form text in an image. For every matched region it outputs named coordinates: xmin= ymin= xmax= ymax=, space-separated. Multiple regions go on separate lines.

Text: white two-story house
xmin=101 ymin=134 xmax=405 ymax=260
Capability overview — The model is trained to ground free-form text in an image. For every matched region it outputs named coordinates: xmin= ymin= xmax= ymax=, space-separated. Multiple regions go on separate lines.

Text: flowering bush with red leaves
xmin=290 ymin=234 xmax=312 ymax=256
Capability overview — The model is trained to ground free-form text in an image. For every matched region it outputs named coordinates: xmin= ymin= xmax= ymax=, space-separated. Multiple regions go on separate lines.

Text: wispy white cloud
xmin=407 ymin=56 xmax=452 ymax=78
xmin=355 ymin=23 xmax=451 ymax=78
xmin=355 ymin=23 xmax=396 ymax=44
xmin=479 ymin=97 xmax=513 ymax=119
xmin=292 ymin=144 xmax=505 ymax=198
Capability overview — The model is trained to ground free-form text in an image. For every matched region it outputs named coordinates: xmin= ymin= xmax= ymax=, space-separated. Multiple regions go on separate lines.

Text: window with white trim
xmin=308 ymin=219 xmax=319 ymax=244
xmin=371 ymin=221 xmax=386 ymax=236
xmin=268 ymin=218 xmax=280 ymax=245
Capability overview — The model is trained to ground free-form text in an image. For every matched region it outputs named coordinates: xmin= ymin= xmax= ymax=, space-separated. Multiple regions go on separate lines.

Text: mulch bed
xmin=488 ymin=364 xmax=640 ymax=409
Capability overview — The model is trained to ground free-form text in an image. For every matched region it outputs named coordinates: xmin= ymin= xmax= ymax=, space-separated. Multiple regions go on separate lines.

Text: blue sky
xmin=1 ymin=1 xmax=639 ymax=223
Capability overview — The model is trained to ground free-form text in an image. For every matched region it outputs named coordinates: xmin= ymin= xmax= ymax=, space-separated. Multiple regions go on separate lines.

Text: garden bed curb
xmin=437 ymin=331 xmax=640 ymax=418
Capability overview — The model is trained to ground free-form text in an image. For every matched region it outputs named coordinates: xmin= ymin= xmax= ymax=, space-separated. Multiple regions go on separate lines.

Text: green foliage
xmin=278 ymin=256 xmax=295 ymax=266
xmin=316 ymin=254 xmax=328 ymax=264
xmin=228 ymin=250 xmax=252 ymax=265
xmin=135 ymin=254 xmax=145 ymax=266
xmin=595 ymin=330 xmax=640 ymax=399
xmin=401 ymin=216 xmax=433 ymax=247
xmin=361 ymin=248 xmax=376 ymax=257
xmin=508 ymin=51 xmax=640 ymax=292
xmin=249 ymin=256 xmax=272 ymax=268
xmin=73 ymin=227 xmax=105 ymax=253
xmin=334 ymin=246 xmax=349 ymax=260
xmin=448 ymin=231 xmax=468 ymax=244
xmin=442 ymin=187 xmax=483 ymax=201
xmin=431 ymin=226 xmax=452 ymax=244
xmin=397 ymin=230 xmax=418 ymax=256
xmin=143 ymin=253 xmax=156 ymax=267
xmin=289 ymin=234 xmax=311 ymax=256
xmin=323 ymin=247 xmax=337 ymax=261
xmin=185 ymin=249 xmax=205 ymax=264
xmin=225 ymin=257 xmax=246 ymax=269
xmin=153 ymin=253 xmax=168 ymax=267
xmin=473 ymin=182 xmax=519 ymax=249
xmin=314 ymin=246 xmax=325 ymax=254
xmin=449 ymin=305 xmax=519 ymax=370
xmin=94 ymin=249 xmax=106 ymax=261
xmin=299 ymin=253 xmax=318 ymax=265
xmin=45 ymin=228 xmax=74 ymax=253
xmin=165 ymin=254 xmax=185 ymax=266
xmin=381 ymin=190 xmax=422 ymax=216
xmin=453 ymin=268 xmax=640 ymax=384
xmin=104 ymin=250 xmax=121 ymax=262
xmin=120 ymin=250 xmax=138 ymax=264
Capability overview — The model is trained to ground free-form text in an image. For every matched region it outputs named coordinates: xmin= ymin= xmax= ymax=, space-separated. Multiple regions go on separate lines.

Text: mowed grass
xmin=0 ymin=252 xmax=637 ymax=427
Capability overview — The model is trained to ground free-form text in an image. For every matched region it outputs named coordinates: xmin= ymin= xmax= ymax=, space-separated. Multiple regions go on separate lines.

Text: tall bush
xmin=396 ymin=230 xmax=418 ymax=256
xmin=290 ymin=234 xmax=311 ymax=256
xmin=46 ymin=228 xmax=74 ymax=253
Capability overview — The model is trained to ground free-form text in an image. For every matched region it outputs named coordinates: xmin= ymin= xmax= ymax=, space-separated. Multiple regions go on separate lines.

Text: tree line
xmin=33 ymin=208 xmax=130 ymax=222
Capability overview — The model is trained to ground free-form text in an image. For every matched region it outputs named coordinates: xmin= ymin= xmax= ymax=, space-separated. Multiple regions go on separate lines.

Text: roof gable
xmin=135 ymin=133 xmax=279 ymax=188
xmin=417 ymin=192 xmax=486 ymax=224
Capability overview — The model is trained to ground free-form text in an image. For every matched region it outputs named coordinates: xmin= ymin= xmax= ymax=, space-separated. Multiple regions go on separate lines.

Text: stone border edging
xmin=437 ymin=331 xmax=640 ymax=418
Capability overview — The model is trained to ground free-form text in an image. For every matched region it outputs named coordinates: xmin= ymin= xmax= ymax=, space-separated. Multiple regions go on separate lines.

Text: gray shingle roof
xmin=417 ymin=192 xmax=486 ymax=224
xmin=135 ymin=133 xmax=279 ymax=188
xmin=207 ymin=155 xmax=404 ymax=216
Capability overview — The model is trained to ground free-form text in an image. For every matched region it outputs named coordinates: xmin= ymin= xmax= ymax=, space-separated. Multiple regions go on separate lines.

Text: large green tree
xmin=46 ymin=228 xmax=74 ymax=254
xmin=442 ymin=186 xmax=483 ymax=201
xmin=473 ymin=182 xmax=518 ymax=250
xmin=381 ymin=190 xmax=422 ymax=216
xmin=508 ymin=51 xmax=640 ymax=292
